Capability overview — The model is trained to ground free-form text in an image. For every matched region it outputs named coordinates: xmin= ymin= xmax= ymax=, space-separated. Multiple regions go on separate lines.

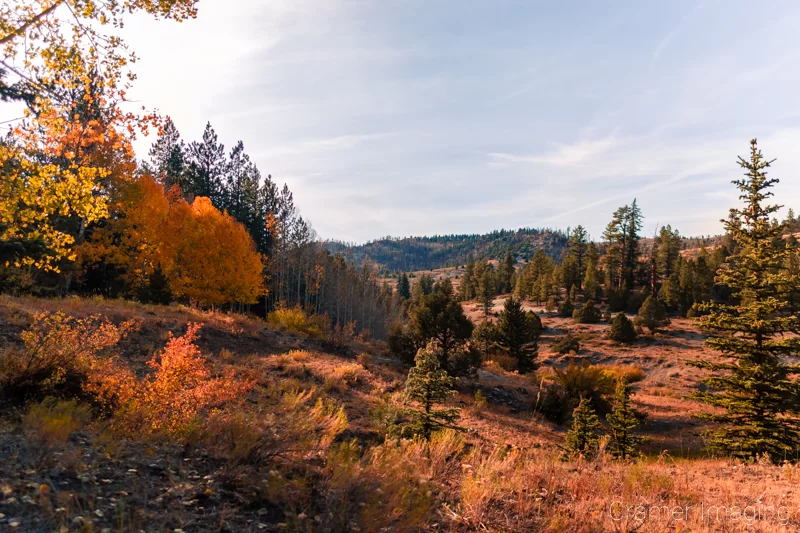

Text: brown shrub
xmin=0 ymin=312 xmax=136 ymax=405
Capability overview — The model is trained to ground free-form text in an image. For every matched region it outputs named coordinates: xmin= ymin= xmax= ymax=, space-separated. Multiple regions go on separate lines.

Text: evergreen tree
xmin=500 ymin=251 xmax=515 ymax=293
xmin=656 ymin=225 xmax=682 ymax=281
xmin=573 ymin=300 xmax=601 ymax=324
xmin=411 ymin=273 xmax=435 ymax=302
xmin=494 ymin=296 xmax=540 ymax=373
xmin=148 ymin=117 xmax=189 ymax=192
xmin=567 ymin=225 xmax=589 ymax=288
xmin=403 ymin=341 xmax=460 ymax=440
xmin=606 ymin=380 xmax=646 ymax=460
xmin=624 ymin=199 xmax=643 ymax=290
xmin=564 ymin=397 xmax=602 ymax=459
xmin=583 ymin=260 xmax=600 ymax=300
xmin=557 ymin=294 xmax=574 ymax=318
xmin=603 ymin=201 xmax=643 ymax=294
xmin=568 ymin=284 xmax=578 ymax=303
xmin=477 ymin=269 xmax=493 ymax=317
xmin=186 ymin=122 xmax=226 ymax=202
xmin=408 ymin=280 xmax=474 ymax=369
xmin=460 ymin=257 xmax=476 ymax=300
xmin=635 ymin=296 xmax=670 ymax=333
xmin=397 ymin=273 xmax=411 ymax=299
xmin=608 ymin=312 xmax=637 ymax=343
xmin=586 ymin=242 xmax=600 ymax=271
xmin=222 ymin=140 xmax=261 ymax=234
xmin=689 ymin=139 xmax=800 ymax=461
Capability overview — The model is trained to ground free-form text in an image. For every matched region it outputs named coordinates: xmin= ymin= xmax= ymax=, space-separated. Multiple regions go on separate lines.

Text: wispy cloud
xmin=118 ymin=0 xmax=800 ymax=242
xmin=487 ymin=134 xmax=620 ymax=167
xmin=649 ymin=2 xmax=709 ymax=70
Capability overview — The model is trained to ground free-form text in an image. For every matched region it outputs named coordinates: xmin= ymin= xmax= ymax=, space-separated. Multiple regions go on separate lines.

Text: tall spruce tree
xmin=500 ymin=251 xmax=515 ymax=293
xmin=568 ymin=225 xmax=589 ymax=289
xmin=403 ymin=341 xmax=460 ymax=440
xmin=148 ymin=117 xmax=189 ymax=192
xmin=186 ymin=122 xmax=226 ymax=202
xmin=477 ymin=269 xmax=493 ymax=317
xmin=688 ymin=139 xmax=800 ymax=461
xmin=494 ymin=296 xmax=540 ymax=373
xmin=606 ymin=380 xmax=646 ymax=459
xmin=397 ymin=273 xmax=411 ymax=300
xmin=564 ymin=397 xmax=602 ymax=459
xmin=408 ymin=280 xmax=474 ymax=369
xmin=460 ymin=257 xmax=476 ymax=300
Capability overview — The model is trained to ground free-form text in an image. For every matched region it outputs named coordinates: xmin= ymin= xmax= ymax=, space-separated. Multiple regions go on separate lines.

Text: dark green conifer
xmin=573 ymin=300 xmax=601 ymax=324
xmin=689 ymin=139 xmax=800 ymax=461
xmin=494 ymin=296 xmax=540 ymax=373
xmin=404 ymin=341 xmax=460 ymax=440
xmin=557 ymin=296 xmax=574 ymax=318
xmin=606 ymin=380 xmax=646 ymax=460
xmin=608 ymin=312 xmax=637 ymax=343
xmin=564 ymin=397 xmax=602 ymax=459
xmin=398 ymin=273 xmax=411 ymax=299
xmin=635 ymin=296 xmax=670 ymax=333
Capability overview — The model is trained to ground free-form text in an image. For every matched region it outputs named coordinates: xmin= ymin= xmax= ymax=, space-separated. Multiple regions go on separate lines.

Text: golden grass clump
xmin=268 ymin=304 xmax=328 ymax=338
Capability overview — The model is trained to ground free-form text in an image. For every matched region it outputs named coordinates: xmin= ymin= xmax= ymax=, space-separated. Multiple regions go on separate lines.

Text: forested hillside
xmin=325 ymin=227 xmax=570 ymax=271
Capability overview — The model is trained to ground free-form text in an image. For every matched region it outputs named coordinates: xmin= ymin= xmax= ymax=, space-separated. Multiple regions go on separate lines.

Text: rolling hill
xmin=325 ymin=227 xmax=570 ymax=272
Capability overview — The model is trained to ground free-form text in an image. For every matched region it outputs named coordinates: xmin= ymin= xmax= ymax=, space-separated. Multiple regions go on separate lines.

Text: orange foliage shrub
xmin=0 ymin=312 xmax=135 ymax=404
xmin=118 ymin=323 xmax=254 ymax=439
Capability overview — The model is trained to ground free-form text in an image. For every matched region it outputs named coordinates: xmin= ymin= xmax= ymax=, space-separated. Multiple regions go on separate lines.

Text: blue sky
xmin=121 ymin=0 xmax=800 ymax=243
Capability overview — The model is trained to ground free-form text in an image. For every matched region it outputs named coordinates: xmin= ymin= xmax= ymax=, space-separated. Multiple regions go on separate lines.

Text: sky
xmin=118 ymin=0 xmax=800 ymax=243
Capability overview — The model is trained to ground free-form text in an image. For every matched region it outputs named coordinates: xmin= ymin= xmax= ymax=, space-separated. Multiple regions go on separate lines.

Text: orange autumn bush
xmin=1 ymin=313 xmax=253 ymax=443
xmin=117 ymin=323 xmax=254 ymax=440
xmin=0 ymin=312 xmax=136 ymax=404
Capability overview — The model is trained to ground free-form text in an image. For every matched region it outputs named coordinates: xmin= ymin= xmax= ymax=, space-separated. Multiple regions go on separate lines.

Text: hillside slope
xmin=325 ymin=227 xmax=569 ymax=271
xmin=1 ymin=296 xmax=798 ymax=532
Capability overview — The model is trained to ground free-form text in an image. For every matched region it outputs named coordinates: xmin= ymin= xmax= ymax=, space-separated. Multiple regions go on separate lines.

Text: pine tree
xmin=656 ymin=225 xmax=682 ymax=281
xmin=500 ymin=251 xmax=515 ymax=293
xmin=397 ymin=273 xmax=411 ymax=299
xmin=568 ymin=284 xmax=578 ymax=302
xmin=408 ymin=280 xmax=474 ymax=369
xmin=494 ymin=296 xmax=540 ymax=373
xmin=583 ymin=259 xmax=600 ymax=300
xmin=568 ymin=225 xmax=589 ymax=288
xmin=564 ymin=397 xmax=602 ymax=459
xmin=689 ymin=139 xmax=800 ymax=461
xmin=635 ymin=296 xmax=670 ymax=333
xmin=404 ymin=341 xmax=460 ymax=440
xmin=148 ymin=117 xmax=189 ymax=192
xmin=603 ymin=201 xmax=643 ymax=294
xmin=573 ymin=299 xmax=601 ymax=324
xmin=146 ymin=265 xmax=172 ymax=305
xmin=222 ymin=140 xmax=261 ymax=233
xmin=460 ymin=257 xmax=476 ymax=300
xmin=186 ymin=122 xmax=226 ymax=202
xmin=606 ymin=380 xmax=646 ymax=460
xmin=477 ymin=269 xmax=493 ymax=317
xmin=608 ymin=312 xmax=637 ymax=343
xmin=557 ymin=294 xmax=574 ymax=318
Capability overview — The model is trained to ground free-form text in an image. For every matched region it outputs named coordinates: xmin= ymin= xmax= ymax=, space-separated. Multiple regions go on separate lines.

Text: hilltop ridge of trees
xmin=325 ymin=227 xmax=570 ymax=272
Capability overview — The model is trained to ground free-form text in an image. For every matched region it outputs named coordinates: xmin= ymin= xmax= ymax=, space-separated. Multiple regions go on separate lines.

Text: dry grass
xmin=0 ymin=295 xmax=797 ymax=532
xmin=23 ymin=398 xmax=91 ymax=448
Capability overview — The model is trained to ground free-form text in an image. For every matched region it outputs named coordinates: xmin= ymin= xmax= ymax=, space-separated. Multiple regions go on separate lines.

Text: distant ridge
xmin=324 ymin=228 xmax=570 ymax=272
xmin=324 ymin=229 xmax=731 ymax=273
